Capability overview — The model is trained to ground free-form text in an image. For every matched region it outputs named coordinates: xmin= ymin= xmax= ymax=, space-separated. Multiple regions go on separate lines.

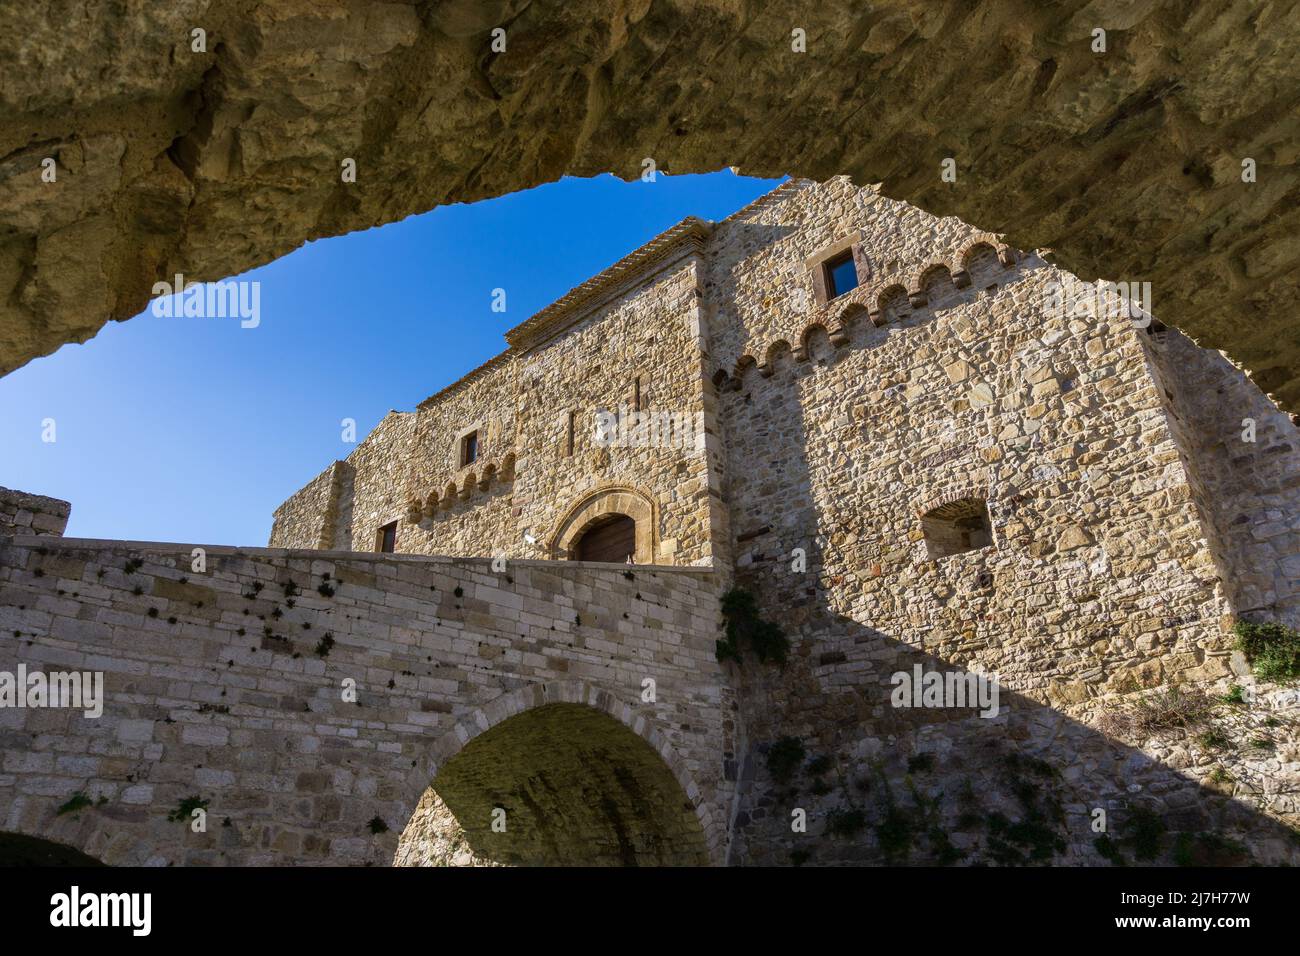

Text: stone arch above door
xmin=550 ymin=485 xmax=657 ymax=564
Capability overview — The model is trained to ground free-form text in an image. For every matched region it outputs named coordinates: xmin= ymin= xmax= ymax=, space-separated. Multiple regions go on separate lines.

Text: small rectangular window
xmin=378 ymin=520 xmax=398 ymax=553
xmin=460 ymin=430 xmax=479 ymax=467
xmin=825 ymin=251 xmax=859 ymax=299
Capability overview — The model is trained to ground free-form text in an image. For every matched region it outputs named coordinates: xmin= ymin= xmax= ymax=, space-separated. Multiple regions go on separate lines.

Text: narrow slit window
xmin=565 ymin=410 xmax=576 ymax=456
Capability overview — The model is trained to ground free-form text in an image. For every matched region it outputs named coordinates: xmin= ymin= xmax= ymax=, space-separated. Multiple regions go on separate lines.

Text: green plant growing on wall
xmin=1126 ymin=807 xmax=1166 ymax=861
xmin=1233 ymin=619 xmax=1300 ymax=681
xmin=55 ymin=792 xmax=93 ymax=816
xmin=1220 ymin=685 xmax=1247 ymax=705
xmin=1095 ymin=806 xmax=1166 ymax=865
xmin=716 ymin=588 xmax=789 ymax=664
xmin=167 ymin=795 xmax=209 ymax=822
xmin=766 ymin=737 xmax=806 ymax=784
xmin=806 ymin=755 xmax=832 ymax=776
xmin=826 ymin=807 xmax=866 ymax=837
xmin=315 ymin=633 xmax=335 ymax=657
xmin=1094 ymin=834 xmax=1124 ymax=864
xmin=907 ymin=753 xmax=935 ymax=774
xmin=981 ymin=755 xmax=1067 ymax=865
xmin=875 ymin=803 xmax=915 ymax=863
xmin=1196 ymin=728 xmax=1230 ymax=750
xmin=1172 ymin=832 xmax=1250 ymax=866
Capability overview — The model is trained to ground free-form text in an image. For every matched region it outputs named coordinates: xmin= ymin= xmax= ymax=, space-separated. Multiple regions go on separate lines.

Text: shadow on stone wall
xmin=713 ymin=277 xmax=1299 ymax=867
xmin=726 ymin=618 xmax=1298 ymax=866
xmin=395 ymin=702 xmax=710 ymax=866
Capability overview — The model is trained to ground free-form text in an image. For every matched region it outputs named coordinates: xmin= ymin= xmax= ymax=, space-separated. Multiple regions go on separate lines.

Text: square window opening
xmin=825 ymin=251 xmax=859 ymax=299
xmin=922 ymin=498 xmax=992 ymax=560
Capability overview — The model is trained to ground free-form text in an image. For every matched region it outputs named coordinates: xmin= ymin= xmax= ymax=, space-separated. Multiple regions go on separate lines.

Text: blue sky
xmin=0 ymin=171 xmax=782 ymax=545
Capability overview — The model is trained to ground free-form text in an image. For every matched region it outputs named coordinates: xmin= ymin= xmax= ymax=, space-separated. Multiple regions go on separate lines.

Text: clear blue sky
xmin=1 ymin=171 xmax=781 ymax=545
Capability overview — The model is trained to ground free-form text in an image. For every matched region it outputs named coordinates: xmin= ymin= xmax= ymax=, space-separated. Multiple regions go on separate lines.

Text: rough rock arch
xmin=2 ymin=3 xmax=1299 ymax=408
xmin=550 ymin=485 xmax=657 ymax=564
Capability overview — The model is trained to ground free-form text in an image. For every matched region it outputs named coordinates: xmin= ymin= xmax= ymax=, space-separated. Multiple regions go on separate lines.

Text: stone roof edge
xmin=503 ymin=215 xmax=714 ymax=352
xmin=413 ymin=180 xmax=807 ymax=413
xmin=416 ymin=349 xmax=514 ymax=410
xmin=715 ymin=177 xmax=813 ymax=225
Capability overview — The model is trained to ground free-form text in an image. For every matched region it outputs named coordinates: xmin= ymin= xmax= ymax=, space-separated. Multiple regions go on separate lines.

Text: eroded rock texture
xmin=2 ymin=1 xmax=1298 ymax=406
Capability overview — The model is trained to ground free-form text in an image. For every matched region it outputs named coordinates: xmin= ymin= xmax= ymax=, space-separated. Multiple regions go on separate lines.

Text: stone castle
xmin=4 ymin=177 xmax=1299 ymax=866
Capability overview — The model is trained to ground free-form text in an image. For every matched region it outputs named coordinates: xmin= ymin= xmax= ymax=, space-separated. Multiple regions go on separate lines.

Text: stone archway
xmin=0 ymin=831 xmax=106 ymax=866
xmin=551 ymin=486 xmax=657 ymax=564
xmin=395 ymin=682 xmax=717 ymax=866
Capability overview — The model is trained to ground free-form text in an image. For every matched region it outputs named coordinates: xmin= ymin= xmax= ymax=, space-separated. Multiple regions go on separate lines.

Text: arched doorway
xmin=550 ymin=485 xmax=658 ymax=564
xmin=395 ymin=703 xmax=710 ymax=866
xmin=573 ymin=513 xmax=637 ymax=563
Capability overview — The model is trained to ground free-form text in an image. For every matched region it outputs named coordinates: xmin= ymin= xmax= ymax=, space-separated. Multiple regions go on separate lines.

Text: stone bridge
xmin=0 ymin=536 xmax=734 ymax=865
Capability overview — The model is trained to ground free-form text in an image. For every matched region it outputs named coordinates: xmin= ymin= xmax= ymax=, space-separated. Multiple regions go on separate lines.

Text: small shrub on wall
xmin=1233 ymin=620 xmax=1300 ymax=681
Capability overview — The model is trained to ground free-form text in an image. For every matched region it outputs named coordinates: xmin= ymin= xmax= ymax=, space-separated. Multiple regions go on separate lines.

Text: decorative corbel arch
xmin=549 ymin=484 xmax=659 ymax=564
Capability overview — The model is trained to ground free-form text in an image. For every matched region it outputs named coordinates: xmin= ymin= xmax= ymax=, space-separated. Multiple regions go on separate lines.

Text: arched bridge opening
xmin=396 ymin=703 xmax=710 ymax=867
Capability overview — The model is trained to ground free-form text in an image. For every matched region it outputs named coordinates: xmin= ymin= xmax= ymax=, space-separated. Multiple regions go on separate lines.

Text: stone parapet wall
xmin=0 ymin=537 xmax=730 ymax=865
xmin=0 ymin=487 xmax=70 ymax=538
xmin=268 ymin=462 xmax=351 ymax=549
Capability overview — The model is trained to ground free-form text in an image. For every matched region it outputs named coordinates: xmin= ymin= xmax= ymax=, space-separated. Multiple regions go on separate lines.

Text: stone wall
xmin=1143 ymin=328 xmax=1300 ymax=629
xmin=0 ymin=536 xmax=731 ymax=865
xmin=268 ymin=462 xmax=351 ymax=550
xmin=0 ymin=487 xmax=70 ymax=538
xmin=701 ymin=177 xmax=1299 ymax=866
xmin=707 ymin=177 xmax=1232 ymax=700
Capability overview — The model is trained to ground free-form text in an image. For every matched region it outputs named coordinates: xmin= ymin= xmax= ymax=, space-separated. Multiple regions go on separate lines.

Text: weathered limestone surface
xmin=0 ymin=538 xmax=731 ymax=865
xmin=3 ymin=1 xmax=1300 ymax=411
